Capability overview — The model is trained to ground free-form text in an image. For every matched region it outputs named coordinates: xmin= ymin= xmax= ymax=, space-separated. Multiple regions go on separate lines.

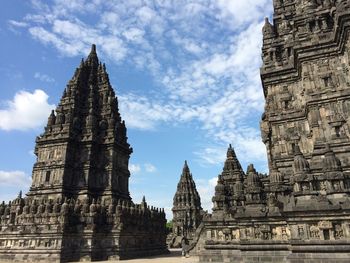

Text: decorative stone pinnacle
xmin=91 ymin=44 xmax=96 ymax=53
xmin=227 ymin=144 xmax=235 ymax=158
xmin=294 ymin=144 xmax=302 ymax=156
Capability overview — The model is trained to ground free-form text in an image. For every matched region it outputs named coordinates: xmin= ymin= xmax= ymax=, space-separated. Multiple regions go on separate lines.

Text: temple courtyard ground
xmin=96 ymin=249 xmax=198 ymax=263
xmin=0 ymin=250 xmax=199 ymax=263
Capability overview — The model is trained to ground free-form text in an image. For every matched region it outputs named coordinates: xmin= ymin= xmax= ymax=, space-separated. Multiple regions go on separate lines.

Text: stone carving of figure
xmin=335 ymin=224 xmax=344 ymax=239
xmin=310 ymin=225 xmax=320 ymax=239
xmin=298 ymin=225 xmax=305 ymax=239
xmin=254 ymin=228 xmax=262 ymax=239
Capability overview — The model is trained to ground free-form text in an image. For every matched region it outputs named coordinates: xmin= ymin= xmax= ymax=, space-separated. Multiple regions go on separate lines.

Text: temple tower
xmin=212 ymin=145 xmax=245 ymax=215
xmin=189 ymin=1 xmax=350 ymax=262
xmin=30 ymin=44 xmax=132 ymax=203
xmin=260 ymin=0 xmax=350 ymax=179
xmin=171 ymin=161 xmax=203 ymax=243
xmin=0 ymin=45 xmax=168 ymax=262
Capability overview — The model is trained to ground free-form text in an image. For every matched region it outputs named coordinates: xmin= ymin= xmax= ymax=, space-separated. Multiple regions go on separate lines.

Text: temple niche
xmin=188 ymin=1 xmax=350 ymax=262
xmin=0 ymin=45 xmax=168 ymax=262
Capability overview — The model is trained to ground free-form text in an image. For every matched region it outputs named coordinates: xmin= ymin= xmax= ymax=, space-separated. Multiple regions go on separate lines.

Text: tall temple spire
xmin=0 ymin=44 xmax=168 ymax=261
xmin=30 ymin=44 xmax=132 ymax=201
xmin=212 ymin=144 xmax=245 ymax=214
xmin=222 ymin=144 xmax=244 ymax=183
xmin=170 ymin=161 xmax=203 ymax=246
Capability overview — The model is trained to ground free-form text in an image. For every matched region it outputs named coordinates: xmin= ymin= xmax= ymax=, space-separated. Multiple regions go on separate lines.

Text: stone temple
xmin=0 ymin=45 xmax=167 ymax=262
xmin=189 ymin=0 xmax=350 ymax=262
xmin=169 ymin=161 xmax=203 ymax=247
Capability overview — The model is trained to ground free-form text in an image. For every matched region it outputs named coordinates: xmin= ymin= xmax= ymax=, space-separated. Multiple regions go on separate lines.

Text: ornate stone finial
xmin=142 ymin=196 xmax=146 ymax=203
xmin=323 ymin=144 xmax=342 ymax=172
xmin=86 ymin=44 xmax=99 ymax=66
xmin=18 ymin=190 xmax=22 ymax=199
xmin=227 ymin=144 xmax=235 ymax=158
xmin=270 ymin=161 xmax=284 ymax=184
xmin=262 ymin=17 xmax=275 ymax=39
xmin=183 ymin=160 xmax=190 ymax=173
xmin=293 ymin=144 xmax=302 ymax=156
xmin=246 ymin=164 xmax=261 ymax=187
xmin=293 ymin=145 xmax=310 ymax=175
xmin=47 ymin=110 xmax=56 ymax=127
xmin=91 ymin=44 xmax=96 ymax=53
xmin=247 ymin=164 xmax=256 ymax=174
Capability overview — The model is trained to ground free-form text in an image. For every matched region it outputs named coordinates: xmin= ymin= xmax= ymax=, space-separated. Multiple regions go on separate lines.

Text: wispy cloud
xmin=10 ymin=0 xmax=272 ymax=167
xmin=34 ymin=72 xmax=55 ymax=83
xmin=129 ymin=163 xmax=157 ymax=175
xmin=0 ymin=89 xmax=55 ymax=131
xmin=129 ymin=164 xmax=141 ymax=175
xmin=197 ymin=177 xmax=218 ymax=212
xmin=144 ymin=163 xmax=157 ymax=173
xmin=0 ymin=170 xmax=31 ymax=188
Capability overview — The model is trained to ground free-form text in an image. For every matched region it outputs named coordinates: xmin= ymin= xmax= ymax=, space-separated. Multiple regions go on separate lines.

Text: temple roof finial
xmin=91 ymin=44 xmax=96 ymax=53
xmin=86 ymin=44 xmax=99 ymax=65
xmin=227 ymin=144 xmax=235 ymax=158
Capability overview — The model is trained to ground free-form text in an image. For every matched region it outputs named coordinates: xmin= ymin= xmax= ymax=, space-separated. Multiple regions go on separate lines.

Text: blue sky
xmin=0 ymin=0 xmax=273 ymax=219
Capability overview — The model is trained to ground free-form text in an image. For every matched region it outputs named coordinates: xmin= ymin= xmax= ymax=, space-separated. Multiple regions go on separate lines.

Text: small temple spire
xmin=171 ymin=161 xmax=203 ymax=245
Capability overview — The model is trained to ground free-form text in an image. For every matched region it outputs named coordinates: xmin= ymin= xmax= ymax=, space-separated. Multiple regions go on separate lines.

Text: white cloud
xmin=123 ymin=27 xmax=145 ymax=43
xmin=195 ymin=147 xmax=226 ymax=166
xmin=129 ymin=164 xmax=141 ymax=174
xmin=0 ymin=170 xmax=31 ymax=188
xmin=215 ymin=0 xmax=272 ymax=27
xmin=197 ymin=177 xmax=218 ymax=212
xmin=144 ymin=163 xmax=156 ymax=173
xmin=8 ymin=20 xmax=28 ymax=28
xmin=34 ymin=72 xmax=55 ymax=82
xmin=12 ymin=0 xmax=273 ymax=167
xmin=0 ymin=89 xmax=55 ymax=131
xmin=129 ymin=163 xmax=157 ymax=174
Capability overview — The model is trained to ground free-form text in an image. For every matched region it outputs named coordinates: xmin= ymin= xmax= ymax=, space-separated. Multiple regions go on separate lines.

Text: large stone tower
xmin=189 ymin=1 xmax=350 ymax=262
xmin=30 ymin=44 xmax=131 ymax=202
xmin=260 ymin=0 xmax=350 ymax=177
xmin=170 ymin=161 xmax=203 ymax=246
xmin=0 ymin=45 xmax=168 ymax=262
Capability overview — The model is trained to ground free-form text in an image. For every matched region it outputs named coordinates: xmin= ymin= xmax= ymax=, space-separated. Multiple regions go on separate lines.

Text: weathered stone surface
xmin=0 ymin=45 xmax=168 ymax=262
xmin=189 ymin=1 xmax=350 ymax=262
xmin=169 ymin=161 xmax=203 ymax=247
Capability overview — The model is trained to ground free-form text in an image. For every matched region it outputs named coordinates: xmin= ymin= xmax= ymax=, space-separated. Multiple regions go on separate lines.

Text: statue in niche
xmin=333 ymin=181 xmax=340 ymax=191
xmin=334 ymin=224 xmax=344 ymax=239
xmin=302 ymin=183 xmax=310 ymax=191
xmin=320 ymin=181 xmax=327 ymax=191
xmin=267 ymin=193 xmax=279 ymax=210
xmin=245 ymin=228 xmax=251 ymax=239
xmin=279 ymin=14 xmax=292 ymax=34
xmin=254 ymin=228 xmax=262 ymax=239
xmin=272 ymin=228 xmax=278 ymax=240
xmin=218 ymin=230 xmax=224 ymax=241
xmin=298 ymin=225 xmax=305 ymax=239
xmin=282 ymin=227 xmax=288 ymax=240
xmin=262 ymin=231 xmax=270 ymax=240
xmin=310 ymin=225 xmax=320 ymax=239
